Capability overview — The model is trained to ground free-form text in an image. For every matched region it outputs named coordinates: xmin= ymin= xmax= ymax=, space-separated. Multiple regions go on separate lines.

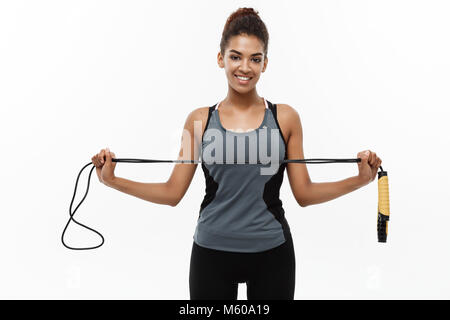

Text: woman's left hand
xmin=357 ymin=150 xmax=382 ymax=186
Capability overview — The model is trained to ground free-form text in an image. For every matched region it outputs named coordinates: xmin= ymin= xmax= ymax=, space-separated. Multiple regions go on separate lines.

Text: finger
xmin=369 ymin=152 xmax=375 ymax=166
xmin=373 ymin=157 xmax=379 ymax=167
xmin=100 ymin=149 xmax=106 ymax=164
xmin=105 ymin=148 xmax=111 ymax=162
xmin=375 ymin=160 xmax=381 ymax=172
xmin=92 ymin=155 xmax=99 ymax=167
xmin=357 ymin=152 xmax=364 ymax=162
xmin=96 ymin=155 xmax=102 ymax=167
xmin=363 ymin=150 xmax=370 ymax=163
xmin=370 ymin=153 xmax=377 ymax=166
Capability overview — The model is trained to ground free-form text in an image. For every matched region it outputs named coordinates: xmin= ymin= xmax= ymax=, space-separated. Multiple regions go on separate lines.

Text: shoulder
xmin=183 ymin=106 xmax=212 ymax=140
xmin=274 ymin=103 xmax=302 ymax=143
xmin=276 ymin=103 xmax=299 ymax=120
xmin=188 ymin=106 xmax=210 ymax=124
xmin=184 ymin=106 xmax=210 ymax=123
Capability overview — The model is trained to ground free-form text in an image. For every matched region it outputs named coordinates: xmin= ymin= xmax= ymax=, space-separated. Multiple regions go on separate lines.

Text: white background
xmin=1 ymin=0 xmax=449 ymax=299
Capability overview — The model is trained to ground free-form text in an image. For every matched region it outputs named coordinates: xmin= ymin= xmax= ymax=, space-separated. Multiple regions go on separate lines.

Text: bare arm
xmin=165 ymin=107 xmax=208 ymax=206
xmin=106 ymin=178 xmax=177 ymax=206
xmin=102 ymin=107 xmax=208 ymax=207
xmin=300 ymin=177 xmax=365 ymax=207
xmin=301 ymin=150 xmax=381 ymax=206
xmin=280 ymin=104 xmax=366 ymax=207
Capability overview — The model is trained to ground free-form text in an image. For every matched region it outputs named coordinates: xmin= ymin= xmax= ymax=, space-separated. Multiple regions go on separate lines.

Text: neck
xmin=223 ymin=86 xmax=262 ymax=111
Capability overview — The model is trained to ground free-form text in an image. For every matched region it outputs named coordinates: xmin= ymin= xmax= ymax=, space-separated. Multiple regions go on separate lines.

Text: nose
xmin=238 ymin=58 xmax=252 ymax=74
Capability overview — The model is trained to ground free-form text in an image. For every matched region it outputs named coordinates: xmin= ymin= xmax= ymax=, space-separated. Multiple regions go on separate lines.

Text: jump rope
xmin=62 ymin=158 xmax=390 ymax=250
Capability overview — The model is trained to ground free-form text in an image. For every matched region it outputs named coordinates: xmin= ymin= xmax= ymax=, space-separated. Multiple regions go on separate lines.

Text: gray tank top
xmin=193 ymin=98 xmax=291 ymax=253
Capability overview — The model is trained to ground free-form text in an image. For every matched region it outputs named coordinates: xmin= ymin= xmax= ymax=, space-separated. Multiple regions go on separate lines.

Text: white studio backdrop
xmin=0 ymin=0 xmax=449 ymax=299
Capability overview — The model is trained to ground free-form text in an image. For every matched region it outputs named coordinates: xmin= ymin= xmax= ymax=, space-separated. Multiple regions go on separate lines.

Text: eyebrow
xmin=229 ymin=49 xmax=263 ymax=56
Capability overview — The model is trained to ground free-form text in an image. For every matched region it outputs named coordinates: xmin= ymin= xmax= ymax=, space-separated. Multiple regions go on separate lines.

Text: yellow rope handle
xmin=377 ymin=171 xmax=390 ymax=242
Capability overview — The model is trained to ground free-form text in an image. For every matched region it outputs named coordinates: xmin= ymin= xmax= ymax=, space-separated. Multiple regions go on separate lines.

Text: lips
xmin=234 ymin=74 xmax=252 ymax=81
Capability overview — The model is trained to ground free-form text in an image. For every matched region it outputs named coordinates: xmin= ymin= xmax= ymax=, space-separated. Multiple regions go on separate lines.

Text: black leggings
xmin=189 ymin=234 xmax=296 ymax=300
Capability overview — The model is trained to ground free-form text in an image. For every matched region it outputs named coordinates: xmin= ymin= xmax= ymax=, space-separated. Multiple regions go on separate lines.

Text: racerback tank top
xmin=193 ymin=98 xmax=291 ymax=253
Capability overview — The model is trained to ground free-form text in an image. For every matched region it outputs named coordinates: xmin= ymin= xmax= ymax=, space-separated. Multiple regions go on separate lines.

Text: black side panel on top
xmin=264 ymin=102 xmax=291 ymax=238
xmin=199 ymin=105 xmax=219 ymax=217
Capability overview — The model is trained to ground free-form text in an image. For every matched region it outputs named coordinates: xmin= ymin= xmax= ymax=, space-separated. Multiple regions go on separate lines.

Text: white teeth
xmin=236 ymin=75 xmax=251 ymax=80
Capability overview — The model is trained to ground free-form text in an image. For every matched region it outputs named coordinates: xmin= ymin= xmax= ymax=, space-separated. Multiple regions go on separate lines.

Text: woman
xmin=91 ymin=8 xmax=382 ymax=300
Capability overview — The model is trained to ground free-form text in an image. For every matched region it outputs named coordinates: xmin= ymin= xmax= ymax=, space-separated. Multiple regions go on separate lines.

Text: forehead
xmin=227 ymin=34 xmax=264 ymax=54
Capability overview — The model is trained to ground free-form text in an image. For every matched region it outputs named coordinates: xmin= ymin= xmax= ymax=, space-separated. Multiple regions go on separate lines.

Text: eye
xmin=230 ymin=56 xmax=261 ymax=63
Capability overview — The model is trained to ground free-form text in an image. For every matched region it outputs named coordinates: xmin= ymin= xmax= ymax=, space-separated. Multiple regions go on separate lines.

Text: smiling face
xmin=218 ymin=33 xmax=268 ymax=94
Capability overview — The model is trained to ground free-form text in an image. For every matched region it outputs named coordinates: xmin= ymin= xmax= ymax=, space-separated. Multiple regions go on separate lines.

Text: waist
xmin=193 ymin=222 xmax=289 ymax=253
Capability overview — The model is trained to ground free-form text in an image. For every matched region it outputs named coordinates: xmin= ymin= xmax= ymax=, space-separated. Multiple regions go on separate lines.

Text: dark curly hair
xmin=220 ymin=7 xmax=269 ymax=58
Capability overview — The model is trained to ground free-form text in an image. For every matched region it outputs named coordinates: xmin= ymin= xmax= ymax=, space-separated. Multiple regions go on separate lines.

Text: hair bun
xmin=227 ymin=7 xmax=260 ymax=24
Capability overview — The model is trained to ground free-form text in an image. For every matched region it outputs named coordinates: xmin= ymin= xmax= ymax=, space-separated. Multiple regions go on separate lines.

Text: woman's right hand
xmin=91 ymin=148 xmax=117 ymax=186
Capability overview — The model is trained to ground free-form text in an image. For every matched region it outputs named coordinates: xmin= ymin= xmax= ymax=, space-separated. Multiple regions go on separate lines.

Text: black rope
xmin=62 ymin=157 xmax=366 ymax=250
xmin=111 ymin=158 xmax=363 ymax=164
